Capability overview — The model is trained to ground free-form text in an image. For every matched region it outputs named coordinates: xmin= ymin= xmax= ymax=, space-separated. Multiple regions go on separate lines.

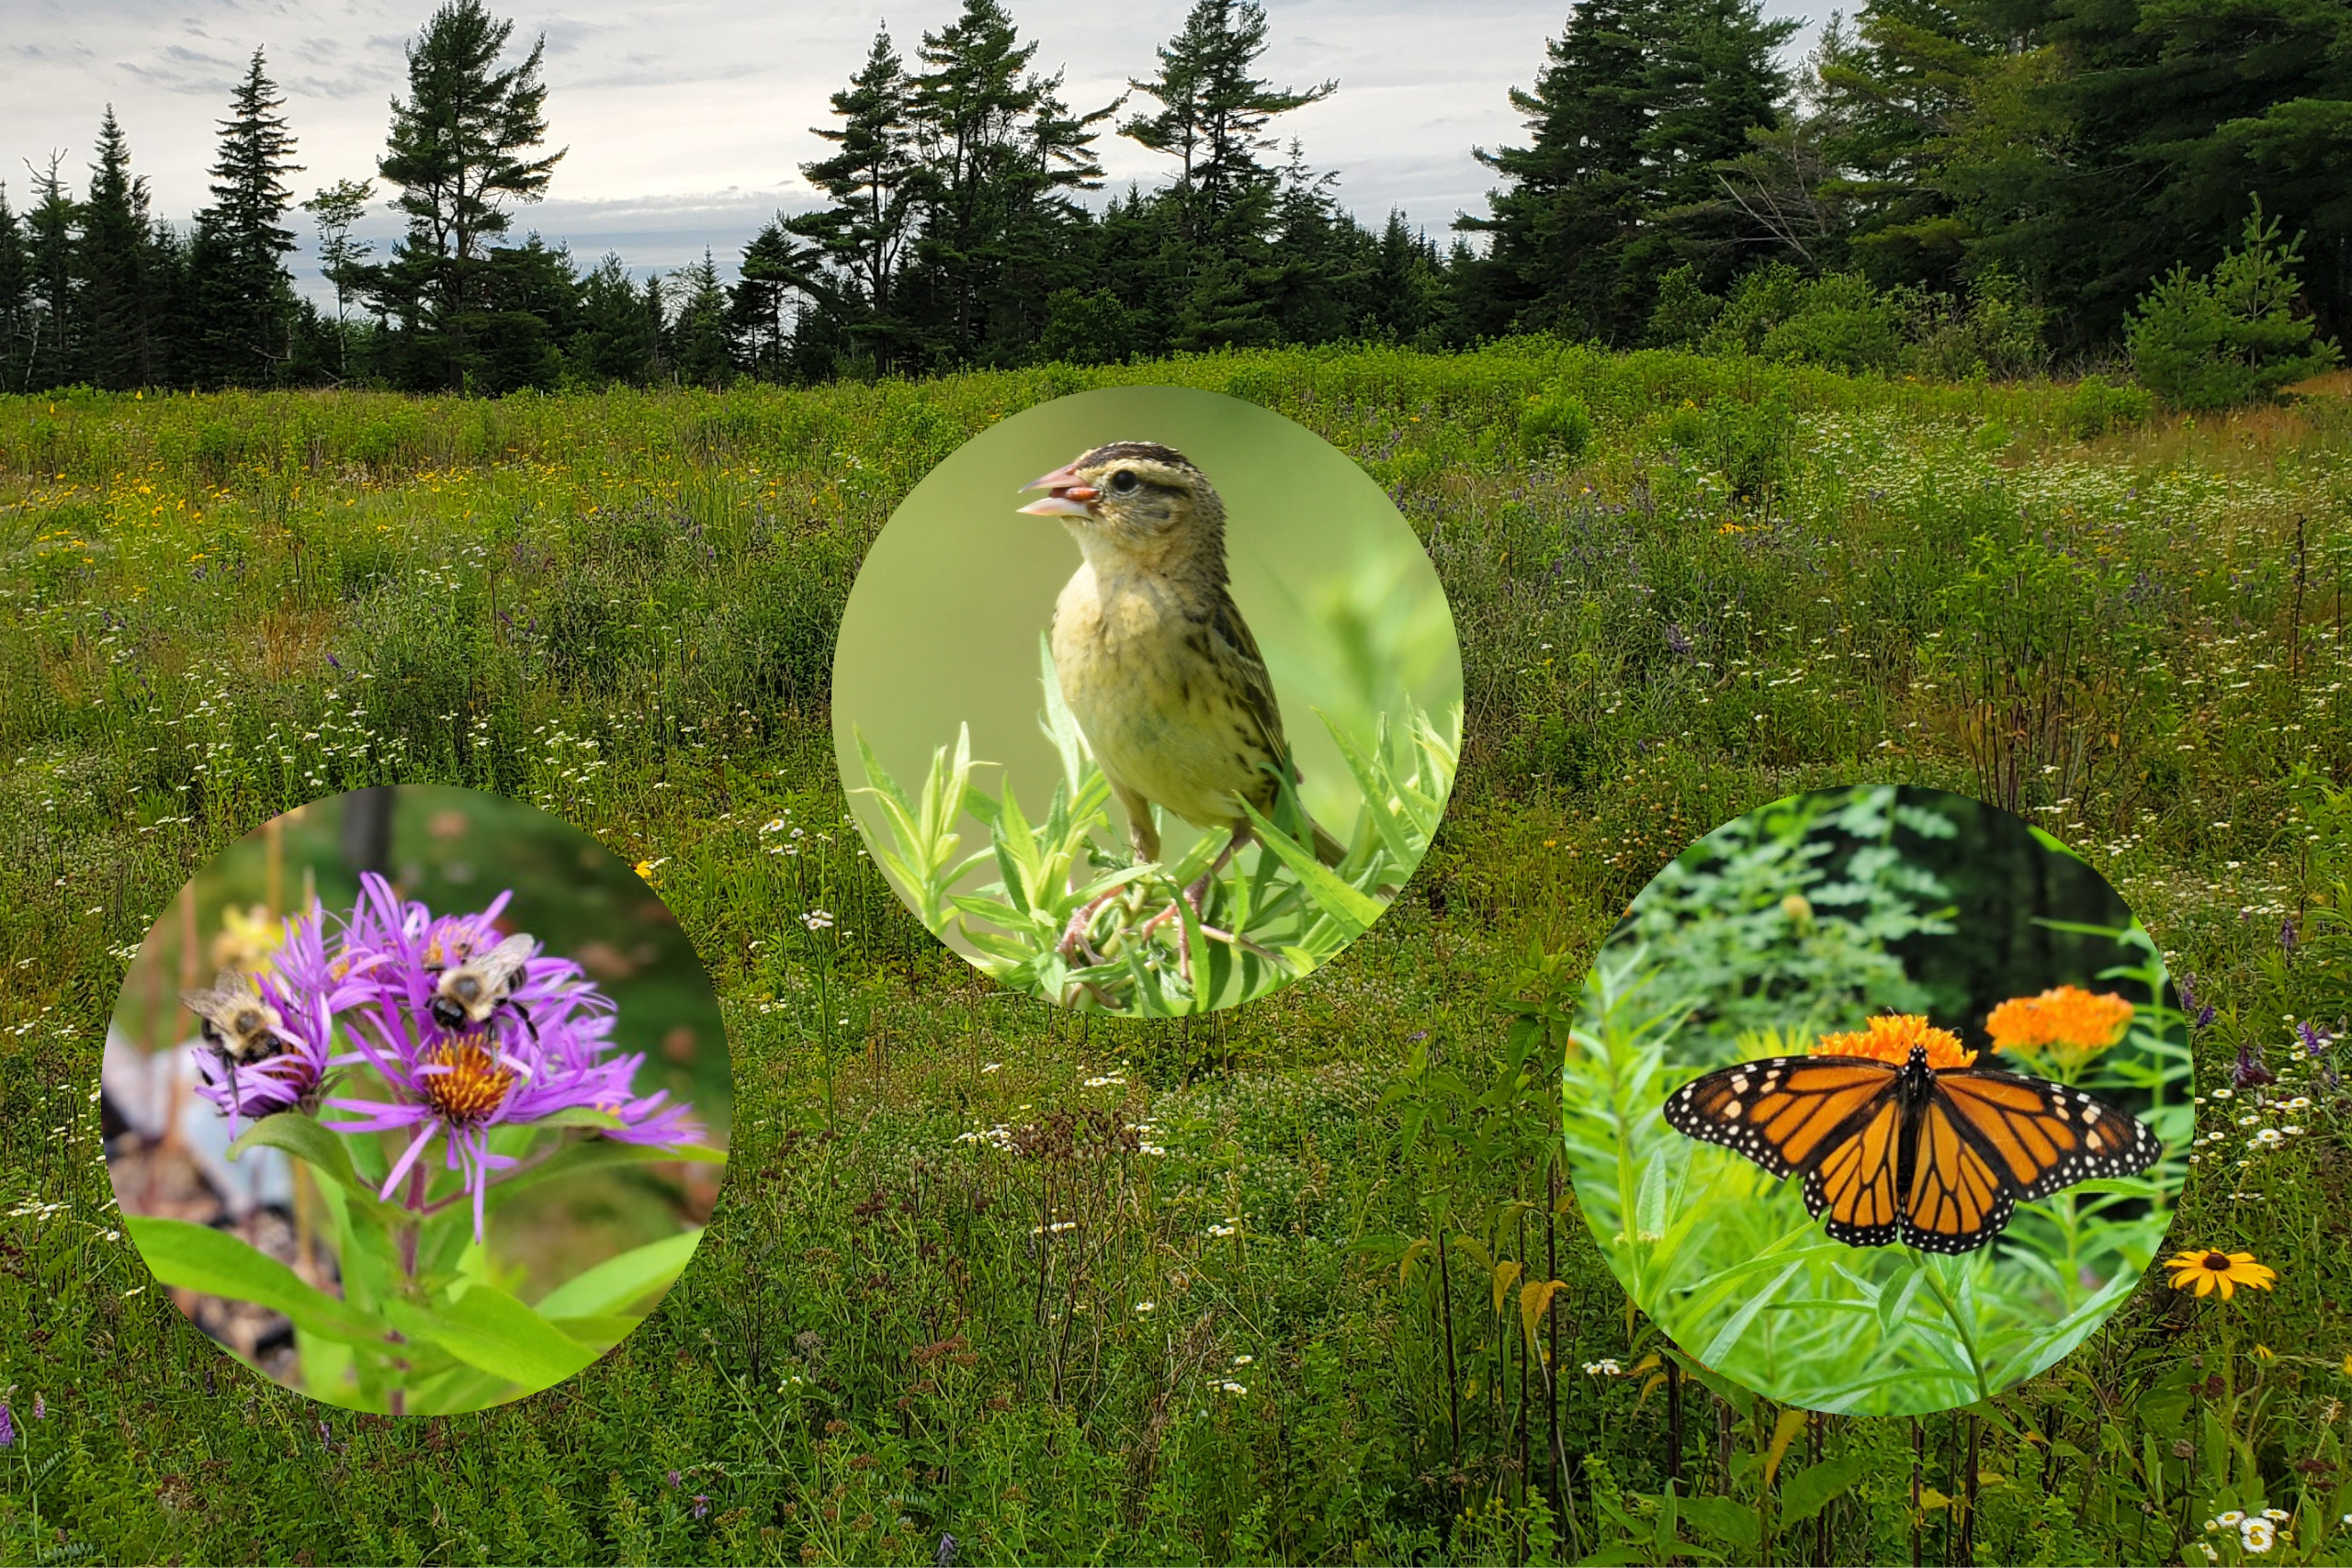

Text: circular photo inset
xmin=1563 ymin=784 xmax=2186 ymax=1416
xmin=104 ymin=785 xmax=729 ymax=1414
xmin=832 ymin=385 xmax=1463 ymax=1015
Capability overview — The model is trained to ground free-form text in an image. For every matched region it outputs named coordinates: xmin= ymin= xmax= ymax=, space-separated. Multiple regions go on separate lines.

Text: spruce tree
xmin=371 ymin=0 xmax=565 ymax=389
xmin=668 ymin=250 xmax=731 ymax=387
xmin=568 ymin=254 xmax=656 ymax=386
xmin=77 ymin=108 xmax=166 ymax=389
xmin=191 ymin=49 xmax=303 ymax=386
xmin=1456 ymin=0 xmax=1659 ymax=339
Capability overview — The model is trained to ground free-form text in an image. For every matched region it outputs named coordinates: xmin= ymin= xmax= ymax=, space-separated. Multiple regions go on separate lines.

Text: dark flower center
xmin=420 ymin=1033 xmax=517 ymax=1124
xmin=2200 ymin=1252 xmax=2233 ymax=1271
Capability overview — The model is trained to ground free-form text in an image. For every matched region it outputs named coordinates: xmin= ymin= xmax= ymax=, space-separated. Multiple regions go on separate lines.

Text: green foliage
xmin=1519 ymin=385 xmax=1594 ymax=460
xmin=1 ymin=345 xmax=2350 ymax=1561
xmin=856 ymin=637 xmax=1460 ymax=1015
xmin=1566 ymin=910 xmax=2185 ymax=1415
xmin=2059 ymin=374 xmax=2154 ymax=440
xmin=2128 ymin=202 xmax=2343 ymax=411
xmin=1611 ymin=785 xmax=1952 ymax=1048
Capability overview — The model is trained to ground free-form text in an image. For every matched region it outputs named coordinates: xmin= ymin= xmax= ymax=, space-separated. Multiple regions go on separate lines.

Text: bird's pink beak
xmin=1018 ymin=462 xmax=1098 ymax=517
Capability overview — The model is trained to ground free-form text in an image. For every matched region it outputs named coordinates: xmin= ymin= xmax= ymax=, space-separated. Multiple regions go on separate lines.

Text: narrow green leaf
xmin=536 ymin=1229 xmax=704 ymax=1321
xmin=385 ymin=1285 xmax=600 ymax=1389
xmin=127 ymin=1214 xmax=379 ymax=1344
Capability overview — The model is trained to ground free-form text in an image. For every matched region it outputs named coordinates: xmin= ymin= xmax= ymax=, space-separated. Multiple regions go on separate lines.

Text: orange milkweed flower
xmin=1814 ymin=1014 xmax=1977 ymax=1068
xmin=1986 ymin=986 xmax=2134 ymax=1061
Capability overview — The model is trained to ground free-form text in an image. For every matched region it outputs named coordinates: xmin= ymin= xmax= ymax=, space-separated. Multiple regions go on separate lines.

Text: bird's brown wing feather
xmin=1208 ymin=589 xmax=1295 ymax=784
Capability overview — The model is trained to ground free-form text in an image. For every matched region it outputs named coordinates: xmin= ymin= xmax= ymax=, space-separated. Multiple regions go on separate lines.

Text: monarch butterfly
xmin=1661 ymin=1043 xmax=2161 ymax=1253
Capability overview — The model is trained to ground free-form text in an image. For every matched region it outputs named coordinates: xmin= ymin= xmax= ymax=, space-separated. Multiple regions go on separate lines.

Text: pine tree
xmin=77 ymin=107 xmax=167 ymax=389
xmin=904 ymin=0 xmax=1041 ymax=365
xmin=789 ymin=29 xmax=921 ymax=373
xmin=22 ymin=155 xmax=76 ymax=389
xmin=371 ymin=0 xmax=565 ymax=389
xmin=1123 ymin=0 xmax=1333 ymax=248
xmin=190 ymin=49 xmax=304 ymax=386
xmin=731 ymin=220 xmax=825 ymax=381
xmin=1459 ymin=0 xmax=1792 ymax=341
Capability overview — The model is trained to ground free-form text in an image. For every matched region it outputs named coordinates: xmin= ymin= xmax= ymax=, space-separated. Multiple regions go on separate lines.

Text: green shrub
xmin=1518 ymin=385 xmax=1594 ymax=459
xmin=1909 ymin=265 xmax=2049 ymax=380
xmin=2062 ymin=375 xmax=2155 ymax=440
xmin=2126 ymin=200 xmax=2342 ymax=411
xmin=1645 ymin=264 xmax=1723 ymax=348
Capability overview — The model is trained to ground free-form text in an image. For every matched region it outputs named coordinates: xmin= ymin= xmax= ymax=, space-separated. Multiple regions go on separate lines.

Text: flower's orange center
xmin=419 ymin=1033 xmax=516 ymax=1123
xmin=1815 ymin=1014 xmax=1976 ymax=1068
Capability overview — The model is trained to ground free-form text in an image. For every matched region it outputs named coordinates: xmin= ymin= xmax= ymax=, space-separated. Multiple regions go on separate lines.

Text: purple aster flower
xmin=192 ymin=901 xmax=379 ymax=1130
xmin=326 ymin=874 xmax=704 ymax=1242
xmin=2233 ymin=1040 xmax=2278 ymax=1090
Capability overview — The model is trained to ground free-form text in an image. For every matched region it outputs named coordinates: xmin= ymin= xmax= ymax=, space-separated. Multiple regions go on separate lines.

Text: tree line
xmin=0 ymin=0 xmax=2343 ymax=396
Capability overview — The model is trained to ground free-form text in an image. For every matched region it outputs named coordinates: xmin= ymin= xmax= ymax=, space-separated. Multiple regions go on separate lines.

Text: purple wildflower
xmin=2299 ymin=1020 xmax=2335 ymax=1057
xmin=31 ymin=1394 xmax=43 ymax=1421
xmin=0 ymin=1403 xmax=13 ymax=1450
xmin=2281 ymin=917 xmax=2299 ymax=958
xmin=193 ymin=901 xmax=378 ymax=1129
xmin=692 ymin=1494 xmax=710 ymax=1520
xmin=324 ymin=874 xmax=703 ymax=1241
xmin=667 ymin=1470 xmax=681 ymax=1489
xmin=2233 ymin=1040 xmax=2278 ymax=1090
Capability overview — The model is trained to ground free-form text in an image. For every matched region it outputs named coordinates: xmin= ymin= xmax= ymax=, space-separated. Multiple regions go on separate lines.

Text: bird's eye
xmin=1109 ymin=469 xmax=1137 ymax=493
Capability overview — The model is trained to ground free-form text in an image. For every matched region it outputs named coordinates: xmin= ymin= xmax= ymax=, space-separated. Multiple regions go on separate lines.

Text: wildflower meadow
xmin=2 ymin=343 xmax=2350 ymax=1562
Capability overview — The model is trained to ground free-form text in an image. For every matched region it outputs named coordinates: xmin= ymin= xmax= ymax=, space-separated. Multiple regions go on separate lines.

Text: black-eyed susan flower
xmin=2165 ymin=1248 xmax=2278 ymax=1300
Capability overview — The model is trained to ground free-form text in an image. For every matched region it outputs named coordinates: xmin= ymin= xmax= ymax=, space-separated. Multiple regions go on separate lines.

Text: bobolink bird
xmin=1018 ymin=441 xmax=1345 ymax=958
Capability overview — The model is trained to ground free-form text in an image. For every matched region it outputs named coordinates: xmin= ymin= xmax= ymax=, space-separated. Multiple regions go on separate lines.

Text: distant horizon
xmin=1 ymin=0 xmax=1825 ymax=304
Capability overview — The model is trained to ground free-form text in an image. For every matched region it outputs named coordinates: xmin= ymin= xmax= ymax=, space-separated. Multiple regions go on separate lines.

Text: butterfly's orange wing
xmin=1665 ymin=1053 xmax=2162 ymax=1253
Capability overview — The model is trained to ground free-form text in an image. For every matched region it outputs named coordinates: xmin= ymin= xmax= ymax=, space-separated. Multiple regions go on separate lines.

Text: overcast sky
xmin=2 ymin=0 xmax=1822 ymax=299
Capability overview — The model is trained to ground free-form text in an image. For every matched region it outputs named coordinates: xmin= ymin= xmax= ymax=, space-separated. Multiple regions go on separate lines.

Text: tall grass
xmin=2 ymin=344 xmax=2349 ymax=1562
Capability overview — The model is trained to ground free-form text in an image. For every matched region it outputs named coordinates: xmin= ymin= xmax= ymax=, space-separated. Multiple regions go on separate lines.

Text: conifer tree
xmin=0 ymin=184 xmax=28 ymax=391
xmin=1122 ymin=0 xmax=1333 ymax=249
xmin=370 ymin=0 xmax=565 ymax=389
xmin=190 ymin=49 xmax=303 ymax=385
xmin=22 ymin=155 xmax=77 ymax=389
xmin=789 ymin=29 xmax=920 ymax=374
xmin=668 ymin=250 xmax=731 ymax=387
xmin=77 ymin=108 xmax=166 ymax=389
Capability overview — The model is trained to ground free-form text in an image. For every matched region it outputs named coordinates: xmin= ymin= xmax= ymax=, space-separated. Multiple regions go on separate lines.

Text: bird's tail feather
xmin=1310 ymin=821 xmax=1347 ymax=868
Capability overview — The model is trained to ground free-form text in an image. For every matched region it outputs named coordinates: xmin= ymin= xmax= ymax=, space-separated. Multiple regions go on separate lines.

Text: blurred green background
xmin=110 ymin=784 xmax=731 ymax=1302
xmin=830 ymin=385 xmax=1462 ymax=958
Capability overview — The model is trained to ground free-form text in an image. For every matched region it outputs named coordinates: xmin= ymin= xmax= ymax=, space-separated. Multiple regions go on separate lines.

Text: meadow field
xmin=1 ymin=343 xmax=2349 ymax=1564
